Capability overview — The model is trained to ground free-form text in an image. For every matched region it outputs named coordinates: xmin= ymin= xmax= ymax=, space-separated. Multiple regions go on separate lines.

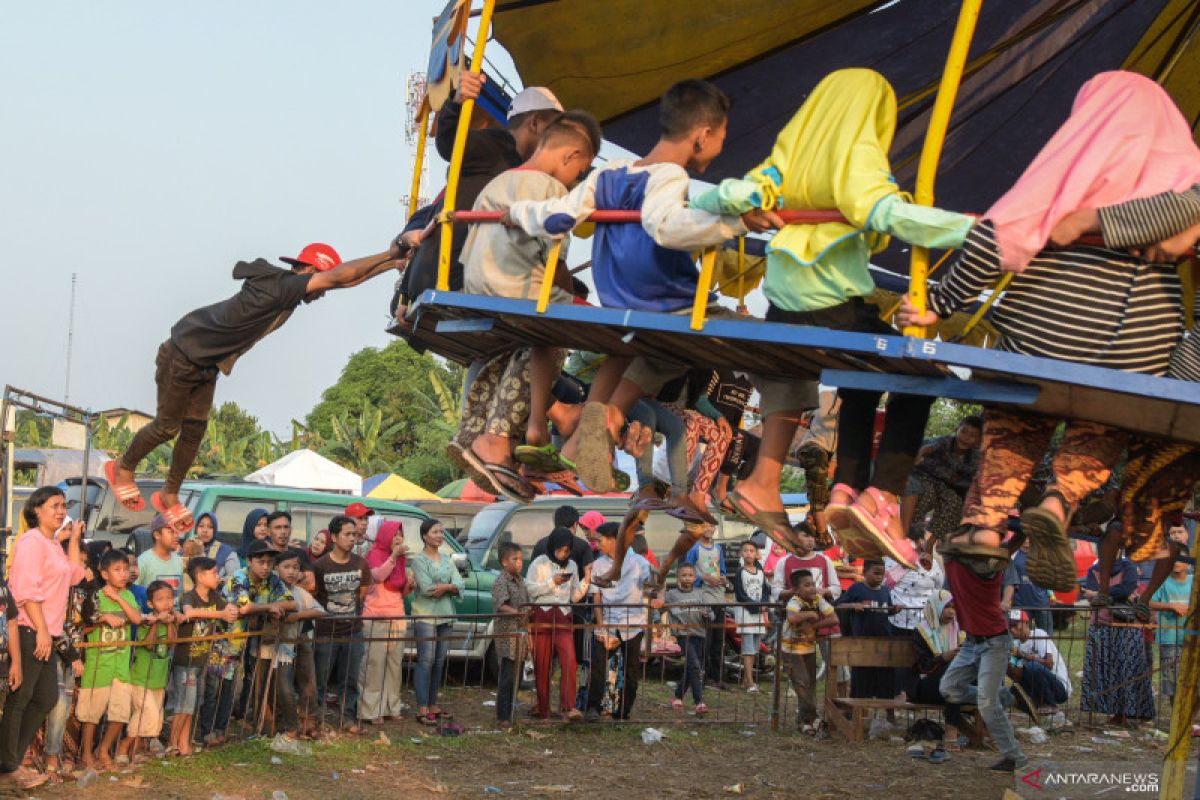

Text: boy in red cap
xmin=345 ymin=502 xmax=375 ymax=554
xmin=109 ymin=241 xmax=405 ymax=532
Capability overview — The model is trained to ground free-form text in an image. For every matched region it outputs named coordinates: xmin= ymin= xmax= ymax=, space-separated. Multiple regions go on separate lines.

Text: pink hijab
xmin=367 ymin=521 xmax=407 ymax=592
xmin=986 ymin=71 xmax=1200 ymax=272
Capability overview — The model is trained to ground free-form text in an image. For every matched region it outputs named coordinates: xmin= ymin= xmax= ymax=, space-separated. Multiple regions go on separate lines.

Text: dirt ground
xmin=22 ymin=679 xmax=1191 ymax=800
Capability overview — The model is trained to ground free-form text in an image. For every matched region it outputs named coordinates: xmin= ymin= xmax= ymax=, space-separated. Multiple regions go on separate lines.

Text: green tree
xmin=306 ymin=341 xmax=465 ymax=489
xmin=322 ymin=401 xmax=405 ymax=476
xmin=924 ymin=399 xmax=981 ymax=439
xmin=208 ymin=402 xmax=261 ymax=444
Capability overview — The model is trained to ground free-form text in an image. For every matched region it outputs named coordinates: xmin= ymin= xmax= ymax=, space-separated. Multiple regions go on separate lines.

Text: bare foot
xmin=551 ymin=402 xmax=583 ymax=439
xmin=97 ymin=755 xmax=116 ymax=773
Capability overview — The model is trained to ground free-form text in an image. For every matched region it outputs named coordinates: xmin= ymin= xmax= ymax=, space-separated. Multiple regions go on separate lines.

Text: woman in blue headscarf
xmin=194 ymin=512 xmax=240 ymax=580
xmin=238 ymin=509 xmax=270 ymax=563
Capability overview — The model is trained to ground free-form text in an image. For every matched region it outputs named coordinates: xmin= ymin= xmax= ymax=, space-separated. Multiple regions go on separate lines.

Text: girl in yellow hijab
xmin=694 ymin=69 xmax=973 ymax=567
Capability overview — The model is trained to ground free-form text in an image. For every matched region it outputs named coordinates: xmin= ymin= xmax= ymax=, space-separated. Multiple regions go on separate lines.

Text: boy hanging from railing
xmin=501 ymin=79 xmax=780 ymax=505
xmin=447 ymin=111 xmax=604 ymax=501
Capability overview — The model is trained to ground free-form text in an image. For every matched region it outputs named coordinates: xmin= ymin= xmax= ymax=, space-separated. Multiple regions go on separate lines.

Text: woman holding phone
xmin=525 ymin=527 xmax=591 ymax=720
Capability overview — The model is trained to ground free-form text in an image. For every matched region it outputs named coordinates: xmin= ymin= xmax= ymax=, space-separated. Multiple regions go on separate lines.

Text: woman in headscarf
xmin=693 ymin=68 xmax=976 ymax=567
xmin=357 ymin=521 xmax=411 ymax=725
xmin=307 ymin=529 xmax=330 ymax=562
xmin=901 ymin=71 xmax=1200 ymax=590
xmin=910 ymin=589 xmax=964 ymax=750
xmin=1081 ymin=543 xmax=1154 ymax=724
xmin=238 ymin=508 xmax=270 ymax=562
xmin=525 ymin=527 xmax=591 ymax=720
xmin=193 ymin=512 xmax=239 ymax=580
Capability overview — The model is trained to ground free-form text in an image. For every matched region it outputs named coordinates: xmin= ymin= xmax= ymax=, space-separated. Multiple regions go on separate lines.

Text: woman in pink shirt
xmin=357 ymin=521 xmax=411 ymax=724
xmin=1 ymin=487 xmax=84 ymax=790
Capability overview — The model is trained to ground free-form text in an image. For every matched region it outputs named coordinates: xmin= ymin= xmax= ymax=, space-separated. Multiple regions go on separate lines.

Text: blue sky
xmin=0 ymin=1 xmax=470 ymax=433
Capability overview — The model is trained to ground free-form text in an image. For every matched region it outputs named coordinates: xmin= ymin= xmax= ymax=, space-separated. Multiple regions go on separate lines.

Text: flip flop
xmin=104 ymin=461 xmax=145 ymax=512
xmin=447 ymin=442 xmax=532 ymax=504
xmin=1130 ymin=600 xmax=1152 ymax=623
xmin=669 ymin=495 xmax=717 ymax=525
xmin=575 ymin=402 xmax=615 ymax=493
xmin=520 ymin=465 xmax=584 ymax=497
xmin=633 ymin=497 xmax=675 ymax=512
xmin=1021 ymin=506 xmax=1077 ymax=592
xmin=846 ymin=487 xmax=916 ymax=568
xmin=610 ymin=468 xmax=631 ymax=493
xmin=484 ymin=463 xmax=536 ymax=505
xmin=666 ymin=505 xmax=704 ymax=523
xmin=718 ymin=494 xmax=746 ymax=521
xmin=514 ymin=444 xmax=576 ymax=475
xmin=725 ymin=490 xmax=796 ymax=552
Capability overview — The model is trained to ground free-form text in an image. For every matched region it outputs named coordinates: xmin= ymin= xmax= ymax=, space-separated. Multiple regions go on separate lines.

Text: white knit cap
xmin=508 ymin=86 xmax=563 ymax=117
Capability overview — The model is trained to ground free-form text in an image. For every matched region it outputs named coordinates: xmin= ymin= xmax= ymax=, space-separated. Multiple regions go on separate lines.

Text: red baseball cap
xmin=281 ymin=242 xmax=342 ymax=272
xmin=345 ymin=502 xmax=374 ymax=518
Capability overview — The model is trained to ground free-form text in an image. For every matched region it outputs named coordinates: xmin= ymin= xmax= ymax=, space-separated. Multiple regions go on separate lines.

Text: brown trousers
xmin=119 ymin=340 xmax=217 ymax=493
xmin=962 ymin=410 xmax=1127 ymax=533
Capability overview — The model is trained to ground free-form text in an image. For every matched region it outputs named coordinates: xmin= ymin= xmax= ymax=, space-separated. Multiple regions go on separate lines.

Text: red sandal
xmin=152 ymin=492 xmax=194 ymax=533
xmin=104 ymin=461 xmax=145 ymax=512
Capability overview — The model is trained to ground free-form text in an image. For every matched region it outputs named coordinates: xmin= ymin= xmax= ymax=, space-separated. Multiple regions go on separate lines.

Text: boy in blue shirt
xmin=1150 ymin=559 xmax=1193 ymax=705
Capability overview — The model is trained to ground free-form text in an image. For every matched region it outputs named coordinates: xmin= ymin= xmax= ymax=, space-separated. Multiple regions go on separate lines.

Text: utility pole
xmin=65 ymin=272 xmax=77 ymax=402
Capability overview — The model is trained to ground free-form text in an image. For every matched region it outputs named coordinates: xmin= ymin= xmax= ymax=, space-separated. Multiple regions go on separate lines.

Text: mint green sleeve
xmin=866 ymin=193 xmax=974 ymax=249
xmin=691 ymin=177 xmax=766 ymax=216
xmin=412 ymin=557 xmax=438 ymax=598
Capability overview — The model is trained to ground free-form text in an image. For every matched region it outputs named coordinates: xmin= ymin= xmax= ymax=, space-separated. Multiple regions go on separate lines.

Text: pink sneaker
xmin=670 ymin=697 xmax=683 ymax=711
xmin=695 ymin=703 xmax=709 ymax=716
xmin=848 ymin=487 xmax=917 ymax=568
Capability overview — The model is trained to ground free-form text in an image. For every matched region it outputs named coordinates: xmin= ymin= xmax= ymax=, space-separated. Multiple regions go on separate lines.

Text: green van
xmin=171 ymin=482 xmax=499 ymax=671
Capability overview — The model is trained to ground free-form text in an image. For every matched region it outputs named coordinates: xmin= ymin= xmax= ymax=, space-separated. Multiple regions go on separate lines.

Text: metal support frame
xmin=436 ymin=0 xmax=497 ymax=292
xmin=0 ymin=385 xmax=97 ymax=541
xmin=819 ymin=368 xmax=1038 ymax=405
xmin=903 ymin=0 xmax=982 ymax=337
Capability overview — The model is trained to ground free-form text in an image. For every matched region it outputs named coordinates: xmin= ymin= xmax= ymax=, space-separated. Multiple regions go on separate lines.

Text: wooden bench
xmin=823 ymin=636 xmax=987 ymax=746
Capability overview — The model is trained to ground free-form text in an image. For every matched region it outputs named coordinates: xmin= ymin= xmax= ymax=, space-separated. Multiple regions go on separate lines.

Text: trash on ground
xmin=640 ymin=727 xmax=665 ymax=744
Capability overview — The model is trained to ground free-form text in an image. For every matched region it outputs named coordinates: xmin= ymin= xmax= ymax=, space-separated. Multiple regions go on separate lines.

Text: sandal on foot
xmin=105 ymin=461 xmax=145 ymax=512
xmin=667 ymin=496 xmax=716 ymax=525
xmin=448 ymin=442 xmax=534 ymax=504
xmin=514 ymin=444 xmax=575 ymax=475
xmin=151 ymin=493 xmax=194 ymax=533
xmin=1021 ymin=502 xmax=1076 ymax=592
xmin=576 ymin=402 xmax=616 ymax=493
xmin=1088 ymin=592 xmax=1112 ymax=607
xmin=611 ymin=467 xmax=631 ymax=493
xmin=726 ymin=490 xmax=796 ymax=552
xmin=940 ymin=526 xmax=1012 ymax=565
xmin=483 ymin=463 xmax=535 ymax=504
xmin=847 ymin=487 xmax=916 ymax=568
xmin=825 ymin=484 xmax=858 ymax=545
xmin=1130 ymin=599 xmax=1152 ymax=623
xmin=522 ymin=466 xmax=584 ymax=497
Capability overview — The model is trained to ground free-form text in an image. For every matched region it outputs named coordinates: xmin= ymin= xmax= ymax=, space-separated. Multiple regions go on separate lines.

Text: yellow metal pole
xmin=407 ymin=100 xmax=429 ymax=219
xmin=903 ymin=0 xmax=983 ymax=338
xmin=691 ymin=248 xmax=717 ymax=330
xmin=956 ymin=272 xmax=1010 ymax=338
xmin=736 ymin=236 xmax=747 ymax=306
xmin=1159 ymin=568 xmax=1200 ymax=799
xmin=535 ymin=241 xmax=563 ymax=313
xmin=436 ymin=0 xmax=497 ymax=291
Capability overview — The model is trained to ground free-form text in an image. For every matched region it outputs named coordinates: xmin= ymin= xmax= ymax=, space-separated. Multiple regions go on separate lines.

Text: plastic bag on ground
xmin=641 ymin=727 xmax=665 ymax=744
xmin=269 ymin=733 xmax=312 ymax=756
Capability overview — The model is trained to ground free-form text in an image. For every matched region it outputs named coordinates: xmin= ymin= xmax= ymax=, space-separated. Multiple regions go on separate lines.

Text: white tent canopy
xmin=244 ymin=449 xmax=361 ymax=494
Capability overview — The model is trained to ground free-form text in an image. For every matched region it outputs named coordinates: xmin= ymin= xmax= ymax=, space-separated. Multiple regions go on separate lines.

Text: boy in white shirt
xmin=449 ymin=112 xmax=603 ymax=499
xmin=502 ymin=79 xmax=780 ymax=497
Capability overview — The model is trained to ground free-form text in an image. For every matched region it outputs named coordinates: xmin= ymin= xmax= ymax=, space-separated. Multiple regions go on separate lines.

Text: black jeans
xmin=497 ymin=657 xmax=518 ymax=723
xmin=198 ymin=673 xmax=236 ymax=738
xmin=119 ymin=340 xmax=218 ymax=494
xmin=587 ymin=634 xmax=643 ymax=719
xmin=767 ymin=299 xmax=934 ymax=495
xmin=0 ymin=628 xmax=60 ymax=772
xmin=676 ymin=636 xmax=705 ymax=704
xmin=705 ymin=609 xmax=725 ymax=683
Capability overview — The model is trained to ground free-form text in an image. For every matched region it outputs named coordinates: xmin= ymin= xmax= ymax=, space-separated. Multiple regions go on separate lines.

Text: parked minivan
xmin=464 ymin=496 xmax=761 ymax=575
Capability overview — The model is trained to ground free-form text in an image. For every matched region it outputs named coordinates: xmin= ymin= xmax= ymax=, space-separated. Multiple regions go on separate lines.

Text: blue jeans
xmin=676 ymin=636 xmax=705 ymax=704
xmin=413 ymin=622 xmax=451 ymax=709
xmin=45 ymin=661 xmax=72 ymax=758
xmin=628 ymin=400 xmax=687 ymax=495
xmin=940 ymin=632 xmax=1024 ymax=762
xmin=314 ymin=630 xmax=366 ymax=722
xmin=1019 ymin=660 xmax=1069 ymax=707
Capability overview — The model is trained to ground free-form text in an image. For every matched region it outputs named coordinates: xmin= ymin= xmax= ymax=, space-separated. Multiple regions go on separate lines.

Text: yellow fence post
xmin=436 ymin=0 xmax=497 ymax=291
xmin=903 ymin=0 xmax=983 ymax=337
xmin=691 ymin=248 xmax=717 ymax=330
xmin=535 ymin=241 xmax=563 ymax=313
xmin=1160 ymin=568 xmax=1200 ymax=799
xmin=407 ymin=101 xmax=430 ymax=219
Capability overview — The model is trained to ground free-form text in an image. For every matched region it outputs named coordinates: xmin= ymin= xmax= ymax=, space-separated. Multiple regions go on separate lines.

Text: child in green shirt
xmin=118 ymin=581 xmax=176 ymax=765
xmin=77 ymin=550 xmax=143 ymax=772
